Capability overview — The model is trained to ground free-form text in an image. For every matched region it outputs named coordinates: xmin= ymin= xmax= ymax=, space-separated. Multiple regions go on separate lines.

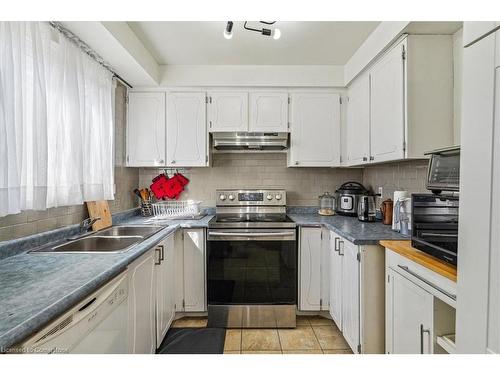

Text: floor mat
xmin=157 ymin=328 xmax=226 ymax=354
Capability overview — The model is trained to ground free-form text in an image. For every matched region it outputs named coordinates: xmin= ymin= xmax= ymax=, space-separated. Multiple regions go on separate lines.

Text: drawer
xmin=386 ymin=249 xmax=457 ymax=307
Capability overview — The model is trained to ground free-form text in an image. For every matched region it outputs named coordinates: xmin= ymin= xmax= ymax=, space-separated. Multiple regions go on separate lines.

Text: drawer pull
xmin=397 ymin=265 xmax=456 ymax=300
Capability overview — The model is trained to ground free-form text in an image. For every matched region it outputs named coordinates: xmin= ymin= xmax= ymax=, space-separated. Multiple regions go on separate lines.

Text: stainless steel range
xmin=207 ymin=189 xmax=297 ymax=328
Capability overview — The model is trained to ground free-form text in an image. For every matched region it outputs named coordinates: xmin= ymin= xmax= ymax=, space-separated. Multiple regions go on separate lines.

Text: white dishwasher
xmin=21 ymin=272 xmax=128 ymax=354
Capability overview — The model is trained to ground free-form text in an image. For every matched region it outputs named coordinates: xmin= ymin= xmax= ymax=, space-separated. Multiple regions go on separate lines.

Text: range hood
xmin=212 ymin=132 xmax=289 ymax=152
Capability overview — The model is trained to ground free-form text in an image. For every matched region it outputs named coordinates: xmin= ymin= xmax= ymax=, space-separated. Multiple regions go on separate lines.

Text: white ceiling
xmin=128 ymin=21 xmax=381 ymax=65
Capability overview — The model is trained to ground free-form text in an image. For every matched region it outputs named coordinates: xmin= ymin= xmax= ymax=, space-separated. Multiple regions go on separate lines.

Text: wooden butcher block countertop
xmin=380 ymin=240 xmax=457 ymax=282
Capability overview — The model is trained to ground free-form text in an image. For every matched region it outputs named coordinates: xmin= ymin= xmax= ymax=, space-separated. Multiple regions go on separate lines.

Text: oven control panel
xmin=216 ymin=189 xmax=286 ymax=206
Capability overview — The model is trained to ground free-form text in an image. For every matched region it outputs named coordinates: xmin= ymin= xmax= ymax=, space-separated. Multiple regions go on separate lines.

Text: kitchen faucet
xmin=80 ymin=217 xmax=101 ymax=233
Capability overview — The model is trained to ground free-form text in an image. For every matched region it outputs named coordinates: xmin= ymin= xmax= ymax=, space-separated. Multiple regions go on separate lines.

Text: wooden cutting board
xmin=86 ymin=200 xmax=112 ymax=231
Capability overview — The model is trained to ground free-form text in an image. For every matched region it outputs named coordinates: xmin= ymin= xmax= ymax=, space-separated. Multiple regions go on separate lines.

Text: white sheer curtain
xmin=0 ymin=22 xmax=114 ymax=217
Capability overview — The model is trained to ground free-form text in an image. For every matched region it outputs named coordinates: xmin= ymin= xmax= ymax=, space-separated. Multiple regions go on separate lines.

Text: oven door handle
xmin=209 ymin=231 xmax=295 ymax=237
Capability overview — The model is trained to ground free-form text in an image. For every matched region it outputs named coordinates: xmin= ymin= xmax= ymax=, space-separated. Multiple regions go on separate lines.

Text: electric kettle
xmin=357 ymin=195 xmax=376 ymax=222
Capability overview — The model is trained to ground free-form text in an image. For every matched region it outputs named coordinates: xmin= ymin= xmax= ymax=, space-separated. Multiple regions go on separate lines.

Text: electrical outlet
xmin=378 ymin=187 xmax=383 ymax=197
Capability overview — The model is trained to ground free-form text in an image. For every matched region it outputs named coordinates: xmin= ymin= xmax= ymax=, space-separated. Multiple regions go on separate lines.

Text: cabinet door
xmin=347 ymin=74 xmax=370 ymax=165
xmin=209 ymin=92 xmax=248 ymax=132
xmin=369 ymin=41 xmax=405 ymax=163
xmin=288 ymin=93 xmax=341 ymax=167
xmin=320 ymin=228 xmax=330 ymax=311
xmin=166 ymin=92 xmax=207 ymax=167
xmin=299 ymin=227 xmax=322 ymax=311
xmin=386 ymin=268 xmax=434 ymax=354
xmin=128 ymin=249 xmax=156 ymax=354
xmin=329 ymin=231 xmax=343 ymax=329
xmin=341 ymin=239 xmax=360 ymax=353
xmin=183 ymin=229 xmax=206 ymax=312
xmin=155 ymin=235 xmax=175 ymax=348
xmin=249 ymin=91 xmax=289 ymax=132
xmin=127 ymin=92 xmax=166 ymax=167
xmin=463 ymin=21 xmax=500 ymax=47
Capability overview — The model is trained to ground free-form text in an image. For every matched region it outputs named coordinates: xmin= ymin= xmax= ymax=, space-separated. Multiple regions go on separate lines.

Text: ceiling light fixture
xmin=223 ymin=21 xmax=233 ymax=39
xmin=223 ymin=21 xmax=281 ymax=40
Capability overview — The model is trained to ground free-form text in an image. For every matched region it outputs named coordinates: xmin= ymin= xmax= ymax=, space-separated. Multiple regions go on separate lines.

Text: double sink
xmin=31 ymin=225 xmax=166 ymax=254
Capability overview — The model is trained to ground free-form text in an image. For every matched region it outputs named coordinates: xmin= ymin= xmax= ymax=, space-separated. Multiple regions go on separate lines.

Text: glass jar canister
xmin=318 ymin=192 xmax=335 ymax=216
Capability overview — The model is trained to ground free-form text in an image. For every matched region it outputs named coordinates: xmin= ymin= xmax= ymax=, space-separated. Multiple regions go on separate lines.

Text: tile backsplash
xmin=0 ymin=83 xmax=139 ymax=242
xmin=361 ymin=159 xmax=429 ymax=201
xmin=139 ymin=153 xmax=363 ymax=207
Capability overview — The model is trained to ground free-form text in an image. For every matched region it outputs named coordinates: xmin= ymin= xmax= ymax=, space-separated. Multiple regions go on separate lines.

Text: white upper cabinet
xmin=166 ymin=92 xmax=207 ymax=167
xmin=346 ymin=35 xmax=454 ymax=165
xmin=208 ymin=92 xmax=248 ymax=132
xmin=369 ymin=40 xmax=406 ymax=163
xmin=288 ymin=92 xmax=341 ymax=167
xmin=463 ymin=21 xmax=500 ymax=47
xmin=127 ymin=92 xmax=166 ymax=167
xmin=249 ymin=91 xmax=289 ymax=132
xmin=346 ymin=74 xmax=370 ymax=165
xmin=299 ymin=227 xmax=322 ymax=311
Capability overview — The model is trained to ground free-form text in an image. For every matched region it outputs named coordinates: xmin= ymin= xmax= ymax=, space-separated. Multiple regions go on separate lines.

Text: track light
xmin=223 ymin=21 xmax=281 ymax=40
xmin=223 ymin=21 xmax=233 ymax=39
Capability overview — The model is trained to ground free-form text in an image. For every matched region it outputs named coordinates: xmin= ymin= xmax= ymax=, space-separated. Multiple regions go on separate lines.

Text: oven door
xmin=207 ymin=228 xmax=297 ymax=305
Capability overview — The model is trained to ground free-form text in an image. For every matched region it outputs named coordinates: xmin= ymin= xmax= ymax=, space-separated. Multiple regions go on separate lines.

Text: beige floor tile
xmin=241 ymin=329 xmax=281 ymax=351
xmin=224 ymin=329 xmax=242 ymax=351
xmin=312 ymin=325 xmax=350 ymax=350
xmin=242 ymin=351 xmax=282 ymax=354
xmin=223 ymin=350 xmax=241 ymax=354
xmin=308 ymin=316 xmax=335 ymax=326
xmin=295 ymin=316 xmax=311 ymax=326
xmin=171 ymin=317 xmax=207 ymax=328
xmin=278 ymin=326 xmax=321 ymax=351
xmin=322 ymin=349 xmax=353 ymax=354
xmin=282 ymin=350 xmax=323 ymax=354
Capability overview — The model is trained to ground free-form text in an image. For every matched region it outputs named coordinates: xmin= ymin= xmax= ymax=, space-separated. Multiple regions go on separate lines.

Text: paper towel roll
xmin=392 ymin=190 xmax=409 ymax=231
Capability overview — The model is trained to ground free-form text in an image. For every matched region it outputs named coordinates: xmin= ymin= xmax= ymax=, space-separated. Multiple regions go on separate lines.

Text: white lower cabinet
xmin=385 ymin=247 xmax=457 ymax=354
xmin=128 ymin=248 xmax=156 ymax=354
xmin=328 ymin=232 xmax=343 ymax=329
xmin=128 ymin=233 xmax=179 ymax=353
xmin=299 ymin=227 xmax=328 ymax=311
xmin=386 ymin=268 xmax=433 ymax=354
xmin=155 ymin=234 xmax=176 ymax=348
xmin=176 ymin=229 xmax=207 ymax=312
xmin=340 ymin=238 xmax=361 ymax=352
xmin=326 ymin=230 xmax=385 ymax=354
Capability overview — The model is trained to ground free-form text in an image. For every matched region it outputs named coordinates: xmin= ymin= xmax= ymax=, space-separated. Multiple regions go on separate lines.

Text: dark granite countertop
xmin=0 ymin=208 xmax=405 ymax=350
xmin=288 ymin=213 xmax=409 ymax=245
xmin=0 ymin=213 xmax=213 ymax=351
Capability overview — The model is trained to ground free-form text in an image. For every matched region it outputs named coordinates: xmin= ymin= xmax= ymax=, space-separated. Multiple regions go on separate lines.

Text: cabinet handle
xmin=420 ymin=324 xmax=430 ymax=354
xmin=155 ymin=248 xmax=161 ymax=265
xmin=334 ymin=237 xmax=340 ymax=252
xmin=171 ymin=160 xmax=176 ymax=164
xmin=158 ymin=245 xmax=164 ymax=261
xmin=339 ymin=240 xmax=345 ymax=256
xmin=369 ymin=156 xmax=374 ymax=161
xmin=158 ymin=159 xmax=164 ymax=164
xmin=209 ymin=121 xmax=212 ymax=128
xmin=397 ymin=265 xmax=456 ymax=300
xmin=295 ymin=161 xmax=299 ymax=166
xmin=362 ymin=156 xmax=368 ymax=162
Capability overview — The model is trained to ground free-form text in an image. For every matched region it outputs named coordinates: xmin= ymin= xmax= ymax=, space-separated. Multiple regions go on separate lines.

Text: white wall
xmin=453 ymin=28 xmax=464 ymax=145
xmin=158 ymin=65 xmax=345 ymax=87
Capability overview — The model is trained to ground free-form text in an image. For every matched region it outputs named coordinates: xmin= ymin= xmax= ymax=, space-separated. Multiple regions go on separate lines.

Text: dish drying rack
xmin=145 ymin=200 xmax=203 ymax=220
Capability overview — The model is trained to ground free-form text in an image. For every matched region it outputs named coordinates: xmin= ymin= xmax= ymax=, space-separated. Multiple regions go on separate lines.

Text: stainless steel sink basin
xmin=50 ymin=236 xmax=143 ymax=253
xmin=30 ymin=225 xmax=167 ymax=254
xmin=97 ymin=225 xmax=165 ymax=238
